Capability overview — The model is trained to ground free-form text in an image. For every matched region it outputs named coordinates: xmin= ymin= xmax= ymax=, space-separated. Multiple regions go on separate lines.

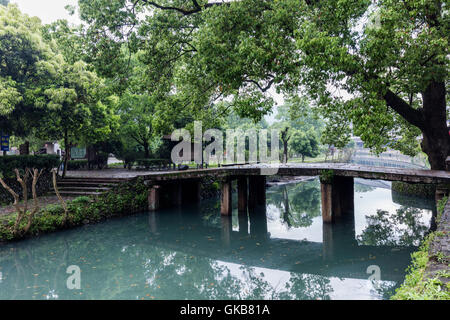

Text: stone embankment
xmin=426 ymin=200 xmax=450 ymax=286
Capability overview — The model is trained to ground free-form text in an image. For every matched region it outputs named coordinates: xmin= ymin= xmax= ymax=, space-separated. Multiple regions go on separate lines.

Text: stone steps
xmin=53 ymin=176 xmax=128 ymax=197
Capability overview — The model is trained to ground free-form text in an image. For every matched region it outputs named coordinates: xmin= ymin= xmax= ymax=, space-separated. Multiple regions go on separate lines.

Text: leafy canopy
xmin=78 ymin=0 xmax=448 ymax=167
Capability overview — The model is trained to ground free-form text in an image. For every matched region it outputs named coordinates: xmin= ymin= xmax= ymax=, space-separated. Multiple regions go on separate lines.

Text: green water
xmin=0 ymin=178 xmax=434 ymax=300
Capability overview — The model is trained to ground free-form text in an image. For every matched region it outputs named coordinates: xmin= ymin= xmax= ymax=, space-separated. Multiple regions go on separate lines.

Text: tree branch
xmin=139 ymin=0 xmax=225 ymax=15
xmin=383 ymin=89 xmax=424 ymax=129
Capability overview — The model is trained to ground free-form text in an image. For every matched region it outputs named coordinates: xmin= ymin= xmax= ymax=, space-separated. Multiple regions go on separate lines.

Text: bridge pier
xmin=148 ymin=185 xmax=161 ymax=211
xmin=321 ymin=176 xmax=354 ymax=223
xmin=220 ymin=179 xmax=233 ymax=216
xmin=248 ymin=176 xmax=266 ymax=208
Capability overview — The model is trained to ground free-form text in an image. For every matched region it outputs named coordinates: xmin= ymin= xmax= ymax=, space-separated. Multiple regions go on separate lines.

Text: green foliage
xmin=0 ymin=4 xmax=59 ymax=137
xmin=289 ymin=129 xmax=320 ymax=162
xmin=319 ymin=170 xmax=334 ymax=184
xmin=135 ymin=159 xmax=172 ymax=170
xmin=437 ymin=196 xmax=448 ymax=219
xmin=391 ymin=181 xmax=436 ymax=199
xmin=0 ymin=155 xmax=59 ymax=177
xmin=78 ymin=0 xmax=449 ymax=169
xmin=67 ymin=159 xmax=88 ymax=170
xmin=391 ymin=233 xmax=450 ymax=300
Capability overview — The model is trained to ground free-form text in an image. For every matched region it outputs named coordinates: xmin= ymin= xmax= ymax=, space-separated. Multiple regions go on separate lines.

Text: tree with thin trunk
xmin=0 ymin=168 xmax=43 ymax=236
xmin=52 ymin=169 xmax=69 ymax=225
xmin=280 ymin=127 xmax=291 ymax=164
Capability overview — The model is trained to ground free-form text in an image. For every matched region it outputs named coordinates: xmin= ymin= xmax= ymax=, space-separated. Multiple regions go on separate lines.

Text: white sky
xmin=11 ymin=0 xmax=80 ymax=25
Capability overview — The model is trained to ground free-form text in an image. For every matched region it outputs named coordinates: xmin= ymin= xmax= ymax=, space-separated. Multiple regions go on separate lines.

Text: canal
xmin=0 ymin=178 xmax=434 ymax=300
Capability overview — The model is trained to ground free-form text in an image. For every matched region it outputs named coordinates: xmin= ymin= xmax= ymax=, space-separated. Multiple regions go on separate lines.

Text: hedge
xmin=0 ymin=155 xmax=60 ymax=177
xmin=67 ymin=159 xmax=88 ymax=170
xmin=135 ymin=159 xmax=172 ymax=170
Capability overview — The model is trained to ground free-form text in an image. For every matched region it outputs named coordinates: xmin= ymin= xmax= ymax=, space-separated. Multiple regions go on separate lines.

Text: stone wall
xmin=425 ymin=199 xmax=450 ymax=286
xmin=0 ymin=171 xmax=53 ymax=205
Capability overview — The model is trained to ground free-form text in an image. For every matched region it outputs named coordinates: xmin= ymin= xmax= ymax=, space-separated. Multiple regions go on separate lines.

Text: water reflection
xmin=0 ymin=179 xmax=433 ymax=300
xmin=357 ymin=207 xmax=430 ymax=246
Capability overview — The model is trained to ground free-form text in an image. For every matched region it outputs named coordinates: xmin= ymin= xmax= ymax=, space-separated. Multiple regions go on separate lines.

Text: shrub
xmin=67 ymin=160 xmax=88 ymax=170
xmin=391 ymin=198 xmax=450 ymax=300
xmin=135 ymin=159 xmax=172 ymax=170
xmin=0 ymin=155 xmax=60 ymax=177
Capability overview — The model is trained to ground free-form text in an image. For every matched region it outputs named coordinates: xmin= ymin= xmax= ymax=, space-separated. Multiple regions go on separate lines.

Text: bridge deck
xmin=136 ymin=163 xmax=450 ymax=184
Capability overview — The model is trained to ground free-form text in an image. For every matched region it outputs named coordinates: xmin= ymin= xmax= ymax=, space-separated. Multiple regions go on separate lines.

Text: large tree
xmin=0 ymin=4 xmax=58 ymax=137
xmin=79 ymin=0 xmax=449 ymax=169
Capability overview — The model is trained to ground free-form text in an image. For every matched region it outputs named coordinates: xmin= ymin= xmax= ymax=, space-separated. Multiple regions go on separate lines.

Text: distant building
xmin=35 ymin=142 xmax=62 ymax=156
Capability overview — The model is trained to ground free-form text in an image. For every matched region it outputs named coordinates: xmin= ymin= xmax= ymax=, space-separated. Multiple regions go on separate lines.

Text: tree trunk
xmin=143 ymin=141 xmax=150 ymax=159
xmin=62 ymin=129 xmax=69 ymax=178
xmin=283 ymin=140 xmax=288 ymax=164
xmin=302 ymin=155 xmax=305 ymax=163
xmin=420 ymin=81 xmax=450 ymax=170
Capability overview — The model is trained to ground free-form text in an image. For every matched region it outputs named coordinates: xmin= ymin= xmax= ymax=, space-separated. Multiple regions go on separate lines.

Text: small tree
xmin=0 ymin=168 xmax=43 ymax=235
xmin=280 ymin=126 xmax=291 ymax=164
xmin=289 ymin=129 xmax=320 ymax=163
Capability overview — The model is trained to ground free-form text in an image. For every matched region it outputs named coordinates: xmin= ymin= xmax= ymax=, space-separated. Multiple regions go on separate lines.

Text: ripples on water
xmin=0 ymin=178 xmax=435 ymax=300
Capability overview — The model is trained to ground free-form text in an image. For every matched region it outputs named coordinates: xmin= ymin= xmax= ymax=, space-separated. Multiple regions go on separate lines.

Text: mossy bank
xmin=391 ymin=197 xmax=450 ymax=300
xmin=391 ymin=181 xmax=436 ymax=199
xmin=0 ymin=176 xmax=222 ymax=243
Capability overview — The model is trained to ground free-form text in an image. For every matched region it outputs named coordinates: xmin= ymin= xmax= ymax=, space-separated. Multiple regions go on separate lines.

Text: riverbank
xmin=391 ymin=197 xmax=450 ymax=300
xmin=0 ymin=177 xmax=149 ymax=243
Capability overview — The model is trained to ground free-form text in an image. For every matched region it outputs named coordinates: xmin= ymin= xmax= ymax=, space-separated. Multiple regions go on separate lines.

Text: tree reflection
xmin=0 ymin=214 xmax=334 ymax=300
xmin=357 ymin=206 xmax=430 ymax=246
xmin=267 ymin=180 xmax=321 ymax=228
xmin=354 ymin=184 xmax=376 ymax=193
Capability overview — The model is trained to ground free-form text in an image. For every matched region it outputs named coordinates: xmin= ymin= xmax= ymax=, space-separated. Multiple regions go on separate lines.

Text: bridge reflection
xmin=147 ymin=204 xmax=415 ymax=283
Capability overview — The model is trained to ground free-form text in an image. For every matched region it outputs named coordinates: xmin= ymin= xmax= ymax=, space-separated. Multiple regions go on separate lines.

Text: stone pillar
xmin=321 ymin=176 xmax=354 ymax=223
xmin=248 ymin=176 xmax=266 ymax=208
xmin=220 ymin=179 xmax=232 ymax=216
xmin=337 ymin=176 xmax=354 ymax=214
xmin=148 ymin=185 xmax=161 ymax=211
xmin=237 ymin=177 xmax=248 ymax=214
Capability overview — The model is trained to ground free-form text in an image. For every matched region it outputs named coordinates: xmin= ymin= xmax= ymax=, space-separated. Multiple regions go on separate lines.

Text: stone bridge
xmin=141 ymin=163 xmax=450 ymax=223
